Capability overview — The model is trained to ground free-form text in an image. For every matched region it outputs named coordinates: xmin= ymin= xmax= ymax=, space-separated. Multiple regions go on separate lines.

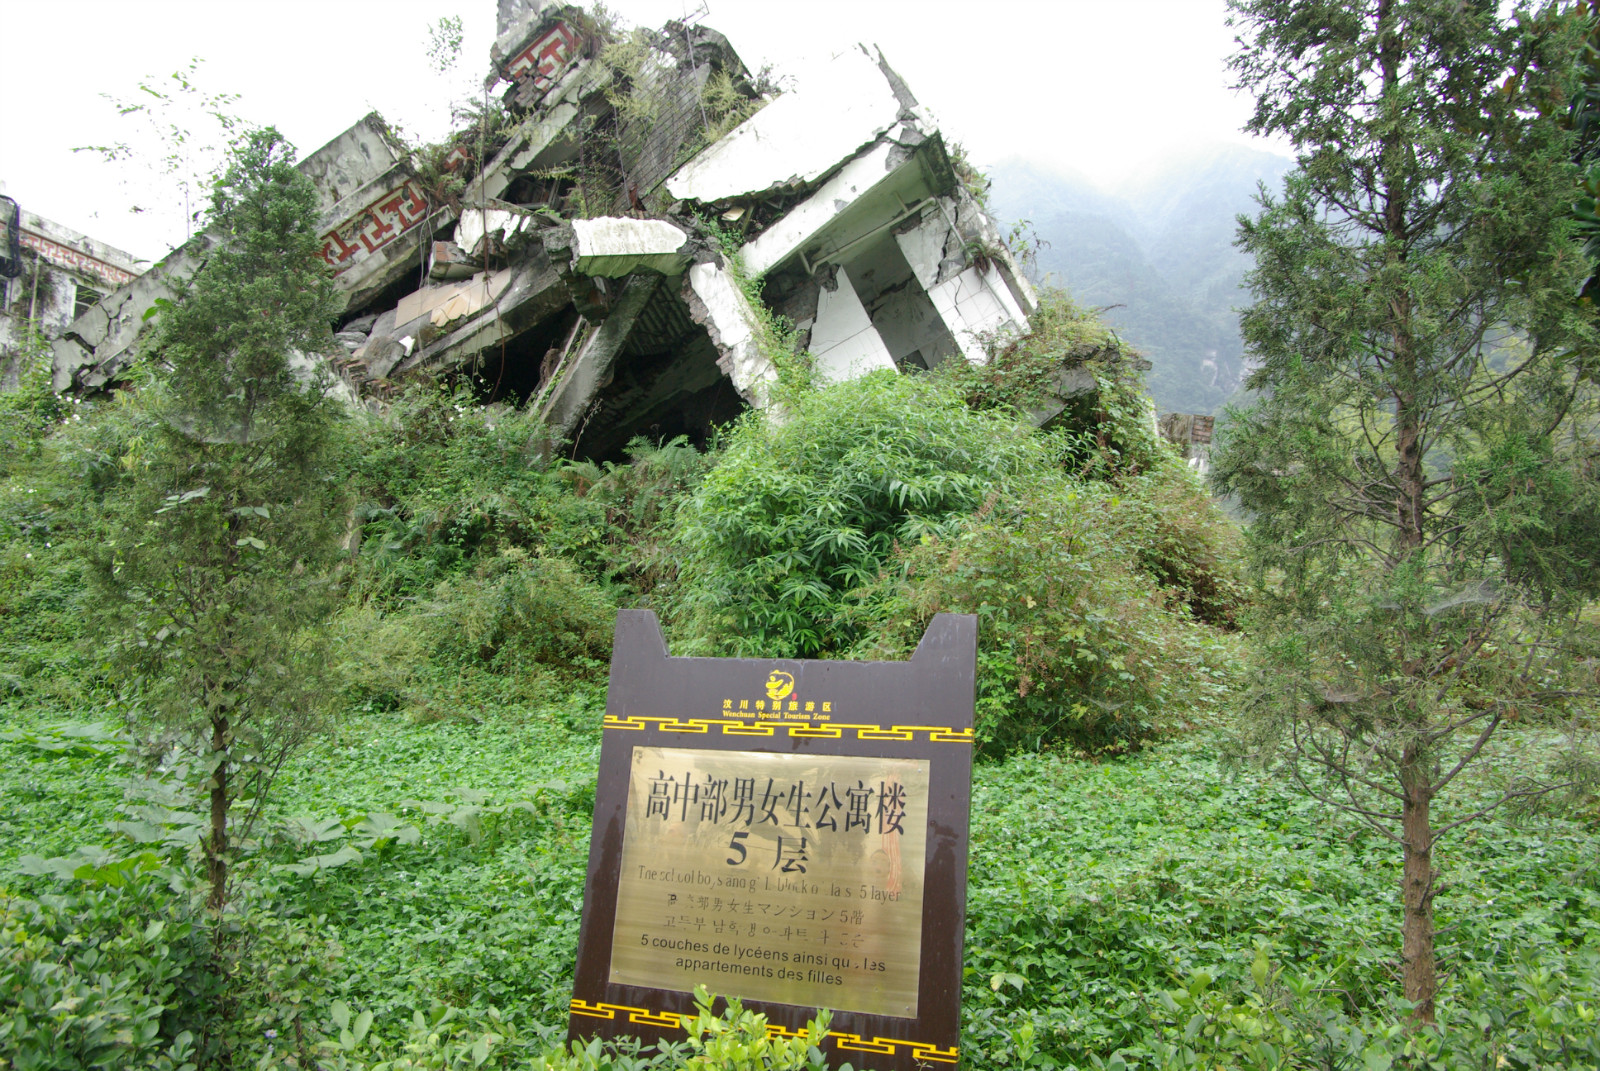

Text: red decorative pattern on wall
xmin=503 ymin=22 xmax=580 ymax=90
xmin=19 ymin=230 xmax=137 ymax=287
xmin=319 ymin=181 xmax=431 ymax=273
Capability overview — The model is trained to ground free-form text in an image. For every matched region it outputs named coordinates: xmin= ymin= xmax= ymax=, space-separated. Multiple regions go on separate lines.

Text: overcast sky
xmin=0 ymin=0 xmax=1288 ymax=264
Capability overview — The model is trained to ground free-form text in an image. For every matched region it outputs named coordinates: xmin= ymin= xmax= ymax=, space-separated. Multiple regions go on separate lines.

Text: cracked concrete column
xmin=539 ymin=274 xmax=660 ymax=435
xmin=682 ymin=261 xmax=779 ymax=408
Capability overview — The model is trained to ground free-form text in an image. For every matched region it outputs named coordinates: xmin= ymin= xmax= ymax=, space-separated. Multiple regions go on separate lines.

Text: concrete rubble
xmin=51 ymin=1 xmax=1043 ymax=459
xmin=1158 ymin=412 xmax=1215 ymax=475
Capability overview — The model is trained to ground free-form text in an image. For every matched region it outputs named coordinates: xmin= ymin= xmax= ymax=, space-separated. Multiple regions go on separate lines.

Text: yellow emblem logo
xmin=764 ymin=670 xmax=795 ymax=702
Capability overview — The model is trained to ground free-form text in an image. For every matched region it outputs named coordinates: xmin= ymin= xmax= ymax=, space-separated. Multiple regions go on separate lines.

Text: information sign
xmin=568 ymin=611 xmax=976 ymax=1070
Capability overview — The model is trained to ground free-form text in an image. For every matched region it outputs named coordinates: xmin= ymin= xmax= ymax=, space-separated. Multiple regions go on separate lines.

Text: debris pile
xmin=51 ymin=2 xmax=1036 ymax=460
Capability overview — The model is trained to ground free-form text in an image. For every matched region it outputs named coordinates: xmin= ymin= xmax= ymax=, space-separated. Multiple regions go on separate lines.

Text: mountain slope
xmin=989 ymin=146 xmax=1294 ymax=414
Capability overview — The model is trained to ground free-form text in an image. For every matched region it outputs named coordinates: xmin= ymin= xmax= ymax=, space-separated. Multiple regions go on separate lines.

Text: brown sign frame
xmin=568 ymin=610 xmax=977 ymax=1070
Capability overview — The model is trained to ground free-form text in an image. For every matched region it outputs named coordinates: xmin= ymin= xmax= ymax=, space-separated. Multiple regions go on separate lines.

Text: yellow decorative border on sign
xmin=602 ymin=715 xmax=972 ymax=743
xmin=569 ymin=999 xmax=958 ymax=1064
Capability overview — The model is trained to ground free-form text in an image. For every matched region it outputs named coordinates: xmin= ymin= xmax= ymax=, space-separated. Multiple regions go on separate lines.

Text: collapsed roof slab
xmin=298 ymin=114 xmax=410 ymax=218
xmin=51 ymin=113 xmax=447 ymax=392
xmin=664 ymin=46 xmax=904 ymax=203
xmin=738 ymin=136 xmax=953 ymax=278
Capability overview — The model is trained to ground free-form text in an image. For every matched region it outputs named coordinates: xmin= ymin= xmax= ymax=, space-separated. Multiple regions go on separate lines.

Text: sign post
xmin=568 ymin=610 xmax=977 ymax=1069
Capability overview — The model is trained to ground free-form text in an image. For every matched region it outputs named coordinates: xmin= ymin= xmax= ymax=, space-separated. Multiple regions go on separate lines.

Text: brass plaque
xmin=610 ymin=746 xmax=930 ymax=1019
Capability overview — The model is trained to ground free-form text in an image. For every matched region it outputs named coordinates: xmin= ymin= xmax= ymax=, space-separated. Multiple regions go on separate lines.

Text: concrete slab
xmin=570 ymin=217 xmax=690 ymax=277
xmin=52 ymin=110 xmax=460 ymax=391
xmin=1028 ymin=365 xmax=1099 ymax=428
xmin=739 ymin=142 xmax=898 ymax=277
xmin=429 ymin=241 xmax=480 ymax=281
xmin=456 ymin=202 xmax=536 ymax=257
xmin=296 ymin=113 xmax=407 ymax=219
xmin=665 ymin=47 xmax=902 ymax=203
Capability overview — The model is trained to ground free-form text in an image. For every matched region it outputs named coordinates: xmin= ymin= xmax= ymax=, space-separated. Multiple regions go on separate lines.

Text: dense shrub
xmin=0 ymin=367 xmax=156 ymax=706
xmin=351 ymin=388 xmax=714 ymax=604
xmin=852 ymin=472 xmax=1236 ymax=755
xmin=0 ymin=335 xmax=70 ymax=479
xmin=560 ymin=435 xmax=718 ymax=599
xmin=667 ymin=367 xmax=1242 ymax=752
xmin=349 ymin=385 xmax=594 ymax=602
xmin=671 ymin=373 xmax=1036 ymax=658
xmin=1108 ymin=465 xmax=1245 ymax=627
xmin=336 ymin=548 xmax=615 ymax=719
xmin=0 ymin=868 xmax=215 ymax=1070
xmin=341 ymin=388 xmax=712 ymax=718
xmin=427 ymin=550 xmax=616 ymax=677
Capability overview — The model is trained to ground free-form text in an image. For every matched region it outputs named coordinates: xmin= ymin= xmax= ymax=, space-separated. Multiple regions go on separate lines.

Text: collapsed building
xmin=48 ymin=1 xmax=1044 ymax=460
xmin=1157 ymin=412 xmax=1214 ymax=476
xmin=0 ymin=196 xmax=141 ymax=391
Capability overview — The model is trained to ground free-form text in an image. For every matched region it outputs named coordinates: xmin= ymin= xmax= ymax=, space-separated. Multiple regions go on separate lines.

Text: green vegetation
xmin=1216 ymin=0 xmax=1600 ymax=1022
xmin=85 ymin=128 xmax=350 ymax=914
xmin=4 ymin=6 xmax=1599 ymax=1067
xmin=669 ymin=298 xmax=1239 ymax=755
xmin=3 ymin=706 xmax=1596 ymax=1068
xmin=9 ymin=259 xmax=1591 ymax=1066
xmin=4 ymin=255 xmax=1592 ymax=1069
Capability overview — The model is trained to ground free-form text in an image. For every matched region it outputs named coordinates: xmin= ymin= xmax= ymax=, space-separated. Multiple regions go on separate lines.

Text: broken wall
xmin=1 ymin=208 xmax=140 ymax=391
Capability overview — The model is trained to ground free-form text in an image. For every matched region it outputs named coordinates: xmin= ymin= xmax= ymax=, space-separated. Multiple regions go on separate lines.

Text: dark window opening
xmin=571 ymin=328 xmax=746 ymax=464
xmin=463 ymin=306 xmax=584 ymax=406
xmin=570 ymin=285 xmax=748 ymax=463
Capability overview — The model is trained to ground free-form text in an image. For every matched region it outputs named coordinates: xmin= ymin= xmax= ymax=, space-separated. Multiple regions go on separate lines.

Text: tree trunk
xmin=1375 ymin=0 xmax=1425 ymax=558
xmin=208 ymin=713 xmax=230 ymax=913
xmin=1378 ymin=1 xmax=1435 ymax=1023
xmin=1400 ymin=753 xmax=1437 ymax=1022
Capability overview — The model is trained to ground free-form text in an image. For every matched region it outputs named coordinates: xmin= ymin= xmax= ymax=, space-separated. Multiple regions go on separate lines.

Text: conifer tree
xmin=1216 ymin=0 xmax=1600 ymax=1020
xmin=91 ymin=129 xmax=347 ymax=912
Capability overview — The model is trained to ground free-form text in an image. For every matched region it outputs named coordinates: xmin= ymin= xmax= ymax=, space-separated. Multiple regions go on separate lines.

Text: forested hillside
xmin=988 ymin=146 xmax=1293 ymax=415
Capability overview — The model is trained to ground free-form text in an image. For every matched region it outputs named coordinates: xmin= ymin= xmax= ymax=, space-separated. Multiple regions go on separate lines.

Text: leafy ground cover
xmin=5 ymin=698 xmax=1595 ymax=1068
